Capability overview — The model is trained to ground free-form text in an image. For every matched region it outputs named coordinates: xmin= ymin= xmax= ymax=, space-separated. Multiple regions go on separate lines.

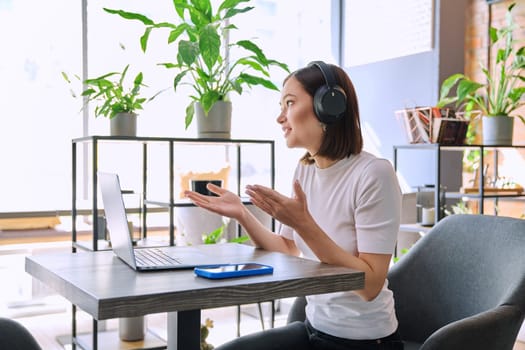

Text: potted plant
xmin=63 ymin=64 xmax=151 ymax=136
xmin=103 ymin=0 xmax=289 ymax=138
xmin=437 ymin=2 xmax=525 ymax=145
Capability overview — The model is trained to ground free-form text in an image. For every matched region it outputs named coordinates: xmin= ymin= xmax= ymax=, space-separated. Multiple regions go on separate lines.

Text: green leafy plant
xmin=200 ymin=318 xmax=214 ymax=350
xmin=462 ymin=149 xmax=486 ymax=173
xmin=445 ymin=200 xmax=473 ymax=216
xmin=63 ymin=64 xmax=150 ymax=119
xmin=104 ymin=0 xmax=290 ymax=129
xmin=202 ymin=223 xmax=249 ymax=244
xmin=393 ymin=248 xmax=409 ymax=264
xmin=437 ymin=3 xmax=525 ymax=125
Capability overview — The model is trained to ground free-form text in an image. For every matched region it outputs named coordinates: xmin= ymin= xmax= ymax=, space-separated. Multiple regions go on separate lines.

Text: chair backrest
xmin=388 ymin=214 xmax=525 ymax=344
xmin=0 ymin=317 xmax=42 ymax=350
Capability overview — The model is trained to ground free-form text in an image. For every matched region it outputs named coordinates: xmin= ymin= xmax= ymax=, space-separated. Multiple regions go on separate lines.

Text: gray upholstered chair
xmin=0 ymin=317 xmax=42 ymax=350
xmin=287 ymin=214 xmax=525 ymax=350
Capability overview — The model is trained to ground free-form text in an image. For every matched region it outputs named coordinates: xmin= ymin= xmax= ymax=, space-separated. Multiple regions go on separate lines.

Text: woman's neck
xmin=312 ymin=155 xmax=338 ymax=169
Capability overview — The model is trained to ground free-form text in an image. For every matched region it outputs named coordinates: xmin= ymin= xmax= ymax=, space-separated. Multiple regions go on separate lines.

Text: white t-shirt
xmin=279 ymin=151 xmax=402 ymax=340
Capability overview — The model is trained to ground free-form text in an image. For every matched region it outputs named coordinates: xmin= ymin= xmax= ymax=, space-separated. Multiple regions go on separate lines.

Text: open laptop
xmin=98 ymin=171 xmax=230 ymax=271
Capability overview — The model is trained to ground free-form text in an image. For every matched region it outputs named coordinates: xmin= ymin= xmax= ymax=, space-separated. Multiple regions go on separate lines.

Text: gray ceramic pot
xmin=110 ymin=112 xmax=137 ymax=137
xmin=195 ymin=101 xmax=232 ymax=139
xmin=482 ymin=115 xmax=514 ymax=145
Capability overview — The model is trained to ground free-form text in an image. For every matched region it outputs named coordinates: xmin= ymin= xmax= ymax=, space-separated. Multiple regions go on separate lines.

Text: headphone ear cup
xmin=313 ymin=85 xmax=347 ymax=124
xmin=313 ymin=85 xmax=328 ymax=121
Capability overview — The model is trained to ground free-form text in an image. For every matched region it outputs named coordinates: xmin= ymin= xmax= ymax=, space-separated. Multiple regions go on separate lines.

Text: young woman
xmin=185 ymin=61 xmax=403 ymax=350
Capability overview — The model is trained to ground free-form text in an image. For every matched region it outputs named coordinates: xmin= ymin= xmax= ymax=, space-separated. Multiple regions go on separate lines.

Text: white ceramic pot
xmin=175 ymin=207 xmax=234 ymax=245
xmin=119 ymin=316 xmax=146 ymax=341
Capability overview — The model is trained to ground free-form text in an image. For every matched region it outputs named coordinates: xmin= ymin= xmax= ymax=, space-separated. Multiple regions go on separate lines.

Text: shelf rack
xmin=72 ymin=135 xmax=275 ymax=252
xmin=394 ymin=143 xmax=525 ymax=227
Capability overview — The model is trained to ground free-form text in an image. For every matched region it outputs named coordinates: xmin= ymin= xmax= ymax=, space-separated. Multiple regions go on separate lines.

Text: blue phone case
xmin=194 ymin=263 xmax=273 ymax=279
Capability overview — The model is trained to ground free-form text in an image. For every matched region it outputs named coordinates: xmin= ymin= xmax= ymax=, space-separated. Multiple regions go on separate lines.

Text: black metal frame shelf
xmin=446 ymin=192 xmax=525 ymax=199
xmin=144 ymin=197 xmax=254 ymax=208
xmin=72 ymin=136 xmax=275 ymax=252
xmin=394 ymin=143 xmax=525 ymax=224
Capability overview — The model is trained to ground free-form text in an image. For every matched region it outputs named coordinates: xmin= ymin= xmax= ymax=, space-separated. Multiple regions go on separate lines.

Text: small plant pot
xmin=110 ymin=112 xmax=137 ymax=137
xmin=195 ymin=101 xmax=232 ymax=139
xmin=119 ymin=316 xmax=146 ymax=341
xmin=482 ymin=116 xmax=514 ymax=145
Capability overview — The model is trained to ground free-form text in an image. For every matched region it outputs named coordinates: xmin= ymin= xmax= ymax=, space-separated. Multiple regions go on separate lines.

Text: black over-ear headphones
xmin=308 ymin=61 xmax=347 ymax=124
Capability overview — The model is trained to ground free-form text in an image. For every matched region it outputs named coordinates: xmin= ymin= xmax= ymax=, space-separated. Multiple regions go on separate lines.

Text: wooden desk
xmin=25 ymin=243 xmax=364 ymax=350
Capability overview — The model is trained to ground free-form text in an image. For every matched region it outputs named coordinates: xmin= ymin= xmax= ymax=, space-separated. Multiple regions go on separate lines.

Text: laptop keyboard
xmin=135 ymin=248 xmax=182 ymax=267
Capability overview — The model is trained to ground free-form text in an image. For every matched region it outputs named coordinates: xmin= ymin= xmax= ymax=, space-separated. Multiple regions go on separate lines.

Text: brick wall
xmin=466 ymin=0 xmax=525 ymax=141
xmin=465 ymin=0 xmax=524 ymax=218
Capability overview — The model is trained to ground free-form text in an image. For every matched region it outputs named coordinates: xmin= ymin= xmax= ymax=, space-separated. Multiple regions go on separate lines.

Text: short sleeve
xmin=354 ymin=159 xmax=401 ymax=254
xmin=278 ymin=221 xmax=294 ymax=239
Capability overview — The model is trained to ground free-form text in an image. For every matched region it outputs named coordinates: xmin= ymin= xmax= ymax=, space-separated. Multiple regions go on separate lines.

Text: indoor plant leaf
xmin=105 ymin=0 xmax=290 ymax=130
xmin=179 ymin=40 xmax=200 ymax=66
xmin=236 ymin=40 xmax=269 ymax=65
xmin=224 ymin=6 xmax=254 ymax=19
xmin=188 ymin=0 xmax=213 ymax=26
xmin=168 ymin=24 xmax=189 ymax=44
xmin=172 ymin=70 xmax=188 ymax=92
xmin=438 ymin=2 xmax=525 ymax=120
xmin=185 ymin=102 xmax=195 ymax=129
xmin=238 ymin=73 xmax=279 ymax=91
xmin=219 ymin=0 xmax=251 ymax=13
xmin=102 ymin=8 xmax=155 ymax=26
xmin=173 ymin=0 xmax=189 ymax=18
xmin=64 ymin=65 xmax=153 ymax=119
xmin=199 ymin=24 xmax=221 ymax=71
xmin=201 ymin=90 xmax=221 ymax=113
xmin=437 ymin=73 xmax=465 ymax=107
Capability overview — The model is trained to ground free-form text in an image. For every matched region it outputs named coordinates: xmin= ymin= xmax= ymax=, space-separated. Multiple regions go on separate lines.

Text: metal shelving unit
xmin=394 ymin=143 xmax=525 ymax=228
xmin=72 ymin=136 xmax=275 ymax=252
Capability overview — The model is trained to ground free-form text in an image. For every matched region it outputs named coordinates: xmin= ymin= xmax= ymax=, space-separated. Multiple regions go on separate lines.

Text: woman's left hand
xmin=246 ymin=180 xmax=310 ymax=228
xmin=184 ymin=183 xmax=244 ymax=220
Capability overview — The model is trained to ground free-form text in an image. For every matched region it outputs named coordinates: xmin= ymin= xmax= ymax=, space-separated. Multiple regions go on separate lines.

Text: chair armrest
xmin=420 ymin=305 xmax=524 ymax=350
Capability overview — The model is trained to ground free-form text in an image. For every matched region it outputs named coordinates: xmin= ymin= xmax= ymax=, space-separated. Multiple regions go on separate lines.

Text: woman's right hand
xmin=184 ymin=183 xmax=244 ymax=220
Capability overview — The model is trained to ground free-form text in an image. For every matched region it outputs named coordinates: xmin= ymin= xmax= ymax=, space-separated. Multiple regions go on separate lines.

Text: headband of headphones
xmin=308 ymin=61 xmax=347 ymax=124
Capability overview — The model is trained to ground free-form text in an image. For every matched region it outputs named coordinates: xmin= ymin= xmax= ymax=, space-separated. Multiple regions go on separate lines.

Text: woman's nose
xmin=276 ymin=112 xmax=285 ymax=124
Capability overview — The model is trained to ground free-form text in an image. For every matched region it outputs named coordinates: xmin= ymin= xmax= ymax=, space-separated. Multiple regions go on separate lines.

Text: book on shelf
xmin=396 ymin=106 xmax=461 ymax=144
xmin=432 ymin=117 xmax=469 ymax=144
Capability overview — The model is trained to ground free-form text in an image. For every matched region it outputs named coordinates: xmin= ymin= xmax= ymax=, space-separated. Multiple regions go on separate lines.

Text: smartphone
xmin=194 ymin=263 xmax=273 ymax=279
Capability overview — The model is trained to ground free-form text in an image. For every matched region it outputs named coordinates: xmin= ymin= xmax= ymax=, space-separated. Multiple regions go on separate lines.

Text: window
xmin=0 ymin=0 xmax=337 ymax=214
xmin=0 ymin=0 xmax=81 ymax=213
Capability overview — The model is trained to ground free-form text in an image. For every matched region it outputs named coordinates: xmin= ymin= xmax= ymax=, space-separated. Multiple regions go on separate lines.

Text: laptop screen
xmin=98 ymin=172 xmax=137 ymax=269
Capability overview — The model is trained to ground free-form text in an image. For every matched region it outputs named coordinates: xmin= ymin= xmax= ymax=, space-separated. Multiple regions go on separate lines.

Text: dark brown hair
xmin=284 ymin=63 xmax=363 ymax=164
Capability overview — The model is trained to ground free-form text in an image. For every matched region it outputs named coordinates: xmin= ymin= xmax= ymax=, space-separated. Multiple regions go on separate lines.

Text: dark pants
xmin=215 ymin=320 xmax=404 ymax=350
